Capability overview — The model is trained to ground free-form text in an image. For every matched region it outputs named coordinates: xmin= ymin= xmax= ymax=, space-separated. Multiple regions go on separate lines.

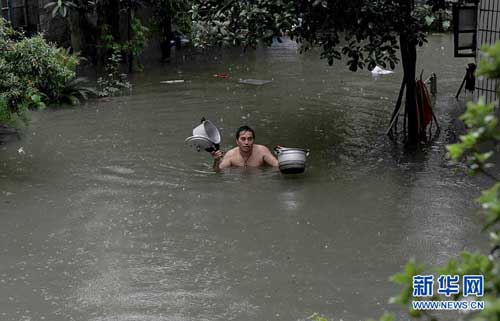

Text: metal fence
xmin=475 ymin=0 xmax=500 ymax=104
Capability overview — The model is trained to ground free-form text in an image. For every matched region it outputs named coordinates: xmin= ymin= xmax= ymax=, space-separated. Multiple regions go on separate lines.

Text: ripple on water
xmin=84 ymin=163 xmax=184 ymax=189
xmin=93 ymin=174 xmax=180 ymax=188
xmin=101 ymin=166 xmax=136 ymax=175
xmin=88 ymin=314 xmax=211 ymax=321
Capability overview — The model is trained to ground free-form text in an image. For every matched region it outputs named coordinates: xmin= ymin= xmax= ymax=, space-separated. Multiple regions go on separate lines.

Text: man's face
xmin=236 ymin=131 xmax=254 ymax=152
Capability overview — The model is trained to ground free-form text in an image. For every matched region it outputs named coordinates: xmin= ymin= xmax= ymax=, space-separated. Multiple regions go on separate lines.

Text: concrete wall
xmin=37 ymin=0 xmax=69 ymax=44
xmin=4 ymin=0 xmax=38 ymax=34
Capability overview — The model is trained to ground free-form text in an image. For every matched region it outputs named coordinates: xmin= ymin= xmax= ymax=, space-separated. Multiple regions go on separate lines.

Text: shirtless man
xmin=212 ymin=125 xmax=279 ymax=170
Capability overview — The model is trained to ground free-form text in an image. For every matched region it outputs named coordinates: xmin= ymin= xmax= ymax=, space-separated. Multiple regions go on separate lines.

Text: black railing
xmin=476 ymin=0 xmax=500 ymax=104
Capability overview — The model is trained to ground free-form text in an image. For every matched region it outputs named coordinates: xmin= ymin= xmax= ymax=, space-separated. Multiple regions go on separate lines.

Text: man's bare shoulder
xmin=224 ymin=147 xmax=239 ymax=157
xmin=254 ymin=144 xmax=272 ymax=153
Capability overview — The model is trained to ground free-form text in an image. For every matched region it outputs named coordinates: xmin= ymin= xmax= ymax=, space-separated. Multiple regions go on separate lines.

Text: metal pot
xmin=274 ymin=147 xmax=310 ymax=174
xmin=189 ymin=118 xmax=221 ymax=152
xmin=192 ymin=119 xmax=221 ymax=144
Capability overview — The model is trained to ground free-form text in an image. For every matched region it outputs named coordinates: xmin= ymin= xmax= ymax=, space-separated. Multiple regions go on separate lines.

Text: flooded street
xmin=0 ymin=34 xmax=489 ymax=321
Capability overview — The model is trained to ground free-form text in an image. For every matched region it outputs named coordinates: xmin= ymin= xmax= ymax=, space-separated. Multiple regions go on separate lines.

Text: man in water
xmin=211 ymin=125 xmax=279 ymax=170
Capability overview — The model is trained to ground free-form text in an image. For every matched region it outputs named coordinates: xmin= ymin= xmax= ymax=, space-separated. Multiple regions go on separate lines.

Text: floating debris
xmin=370 ymin=66 xmax=394 ymax=75
xmin=213 ymin=73 xmax=229 ymax=79
xmin=238 ymin=79 xmax=272 ymax=86
xmin=160 ymin=80 xmax=185 ymax=84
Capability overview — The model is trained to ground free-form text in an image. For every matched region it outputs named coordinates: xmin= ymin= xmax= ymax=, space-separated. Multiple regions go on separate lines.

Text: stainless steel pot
xmin=274 ymin=147 xmax=310 ymax=174
xmin=188 ymin=118 xmax=221 ymax=152
xmin=192 ymin=119 xmax=221 ymax=144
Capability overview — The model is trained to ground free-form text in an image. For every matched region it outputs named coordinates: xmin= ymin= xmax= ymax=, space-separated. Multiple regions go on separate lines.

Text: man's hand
xmin=211 ymin=150 xmax=224 ymax=160
xmin=211 ymin=150 xmax=225 ymax=171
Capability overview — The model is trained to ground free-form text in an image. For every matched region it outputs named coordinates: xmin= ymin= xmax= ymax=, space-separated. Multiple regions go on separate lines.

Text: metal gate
xmin=475 ymin=0 xmax=500 ymax=104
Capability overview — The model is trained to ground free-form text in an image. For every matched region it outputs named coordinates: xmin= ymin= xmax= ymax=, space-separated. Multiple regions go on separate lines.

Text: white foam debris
xmin=370 ymin=66 xmax=394 ymax=75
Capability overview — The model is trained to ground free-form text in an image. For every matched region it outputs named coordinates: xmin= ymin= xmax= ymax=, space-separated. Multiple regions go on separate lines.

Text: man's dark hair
xmin=235 ymin=125 xmax=255 ymax=139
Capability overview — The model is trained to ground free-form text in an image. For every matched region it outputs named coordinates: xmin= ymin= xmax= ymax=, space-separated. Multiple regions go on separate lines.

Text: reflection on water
xmin=0 ymin=35 xmax=488 ymax=321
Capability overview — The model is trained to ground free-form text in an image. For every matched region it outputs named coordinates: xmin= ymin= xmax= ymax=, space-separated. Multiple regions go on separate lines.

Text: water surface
xmin=0 ymin=34 xmax=488 ymax=321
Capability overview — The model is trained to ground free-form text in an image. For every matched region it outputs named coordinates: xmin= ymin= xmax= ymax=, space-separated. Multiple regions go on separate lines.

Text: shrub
xmin=0 ymin=17 xmax=82 ymax=126
xmin=96 ymin=48 xmax=131 ymax=97
xmin=414 ymin=5 xmax=452 ymax=32
xmin=5 ymin=35 xmax=79 ymax=102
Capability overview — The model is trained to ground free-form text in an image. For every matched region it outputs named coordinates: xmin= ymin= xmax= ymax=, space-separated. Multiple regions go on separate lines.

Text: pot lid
xmin=185 ymin=135 xmax=214 ymax=152
xmin=274 ymin=146 xmax=310 ymax=152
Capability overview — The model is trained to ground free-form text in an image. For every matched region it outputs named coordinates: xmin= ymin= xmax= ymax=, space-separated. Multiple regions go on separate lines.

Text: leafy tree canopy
xmin=191 ymin=0 xmax=427 ymax=71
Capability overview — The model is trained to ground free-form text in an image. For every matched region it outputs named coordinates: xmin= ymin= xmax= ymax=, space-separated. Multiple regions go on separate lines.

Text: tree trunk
xmin=96 ymin=0 xmax=121 ymax=67
xmin=400 ymin=33 xmax=419 ymax=144
xmin=127 ymin=4 xmax=133 ymax=72
xmin=106 ymin=0 xmax=120 ymax=41
xmin=68 ymin=11 xmax=82 ymax=53
xmin=399 ymin=0 xmax=422 ymax=145
xmin=160 ymin=16 xmax=173 ymax=61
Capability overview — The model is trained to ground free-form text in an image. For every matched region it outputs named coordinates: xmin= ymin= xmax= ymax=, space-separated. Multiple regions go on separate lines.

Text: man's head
xmin=235 ymin=125 xmax=255 ymax=153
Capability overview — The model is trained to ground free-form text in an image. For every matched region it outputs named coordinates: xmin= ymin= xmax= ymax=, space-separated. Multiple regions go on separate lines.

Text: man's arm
xmin=262 ymin=146 xmax=279 ymax=167
xmin=212 ymin=150 xmax=232 ymax=171
xmin=218 ymin=155 xmax=232 ymax=169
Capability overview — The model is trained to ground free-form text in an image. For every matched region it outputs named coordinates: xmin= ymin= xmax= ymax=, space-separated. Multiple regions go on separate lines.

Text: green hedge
xmin=0 ymin=18 xmax=79 ymax=126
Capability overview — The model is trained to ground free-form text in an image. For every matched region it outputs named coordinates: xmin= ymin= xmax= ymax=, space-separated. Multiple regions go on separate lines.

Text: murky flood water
xmin=0 ymin=35 xmax=489 ymax=321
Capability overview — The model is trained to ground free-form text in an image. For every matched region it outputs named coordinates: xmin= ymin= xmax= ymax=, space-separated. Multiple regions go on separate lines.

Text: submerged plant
xmin=59 ymin=77 xmax=98 ymax=105
xmin=97 ymin=49 xmax=131 ymax=97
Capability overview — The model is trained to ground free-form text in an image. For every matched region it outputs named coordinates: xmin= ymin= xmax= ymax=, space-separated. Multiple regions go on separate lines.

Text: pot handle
xmin=274 ymin=146 xmax=283 ymax=155
xmin=305 ymin=149 xmax=310 ymax=157
xmin=205 ymin=143 xmax=220 ymax=153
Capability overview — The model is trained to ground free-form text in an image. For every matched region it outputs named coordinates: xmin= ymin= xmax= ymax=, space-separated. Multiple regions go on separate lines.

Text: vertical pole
xmin=23 ymin=0 xmax=28 ymax=29
xmin=456 ymin=73 xmax=467 ymax=98
xmin=127 ymin=1 xmax=133 ymax=72
xmin=398 ymin=0 xmax=419 ymax=144
xmin=386 ymin=79 xmax=406 ymax=136
xmin=161 ymin=16 xmax=173 ymax=61
xmin=8 ymin=0 xmax=12 ymax=22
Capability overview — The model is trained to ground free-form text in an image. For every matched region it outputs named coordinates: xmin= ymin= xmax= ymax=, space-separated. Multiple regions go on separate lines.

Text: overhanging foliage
xmin=191 ymin=0 xmax=427 ymax=71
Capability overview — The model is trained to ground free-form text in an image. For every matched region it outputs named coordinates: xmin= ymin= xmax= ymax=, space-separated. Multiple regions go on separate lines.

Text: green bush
xmin=10 ymin=36 xmax=79 ymax=101
xmin=0 ymin=17 xmax=81 ymax=126
xmin=414 ymin=5 xmax=452 ymax=32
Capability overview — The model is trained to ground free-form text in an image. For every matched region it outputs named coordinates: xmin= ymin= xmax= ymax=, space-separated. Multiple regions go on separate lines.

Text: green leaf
xmin=446 ymin=143 xmax=465 ymax=160
xmin=424 ymin=16 xmax=435 ymax=26
xmin=43 ymin=2 xmax=56 ymax=8
xmin=379 ymin=313 xmax=395 ymax=321
xmin=478 ymin=183 xmax=500 ymax=211
xmin=51 ymin=5 xmax=59 ymax=18
xmin=477 ymin=42 xmax=500 ymax=79
xmin=408 ymin=307 xmax=422 ymax=318
xmin=389 ymin=260 xmax=425 ymax=305
xmin=479 ymin=183 xmax=500 ymax=230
